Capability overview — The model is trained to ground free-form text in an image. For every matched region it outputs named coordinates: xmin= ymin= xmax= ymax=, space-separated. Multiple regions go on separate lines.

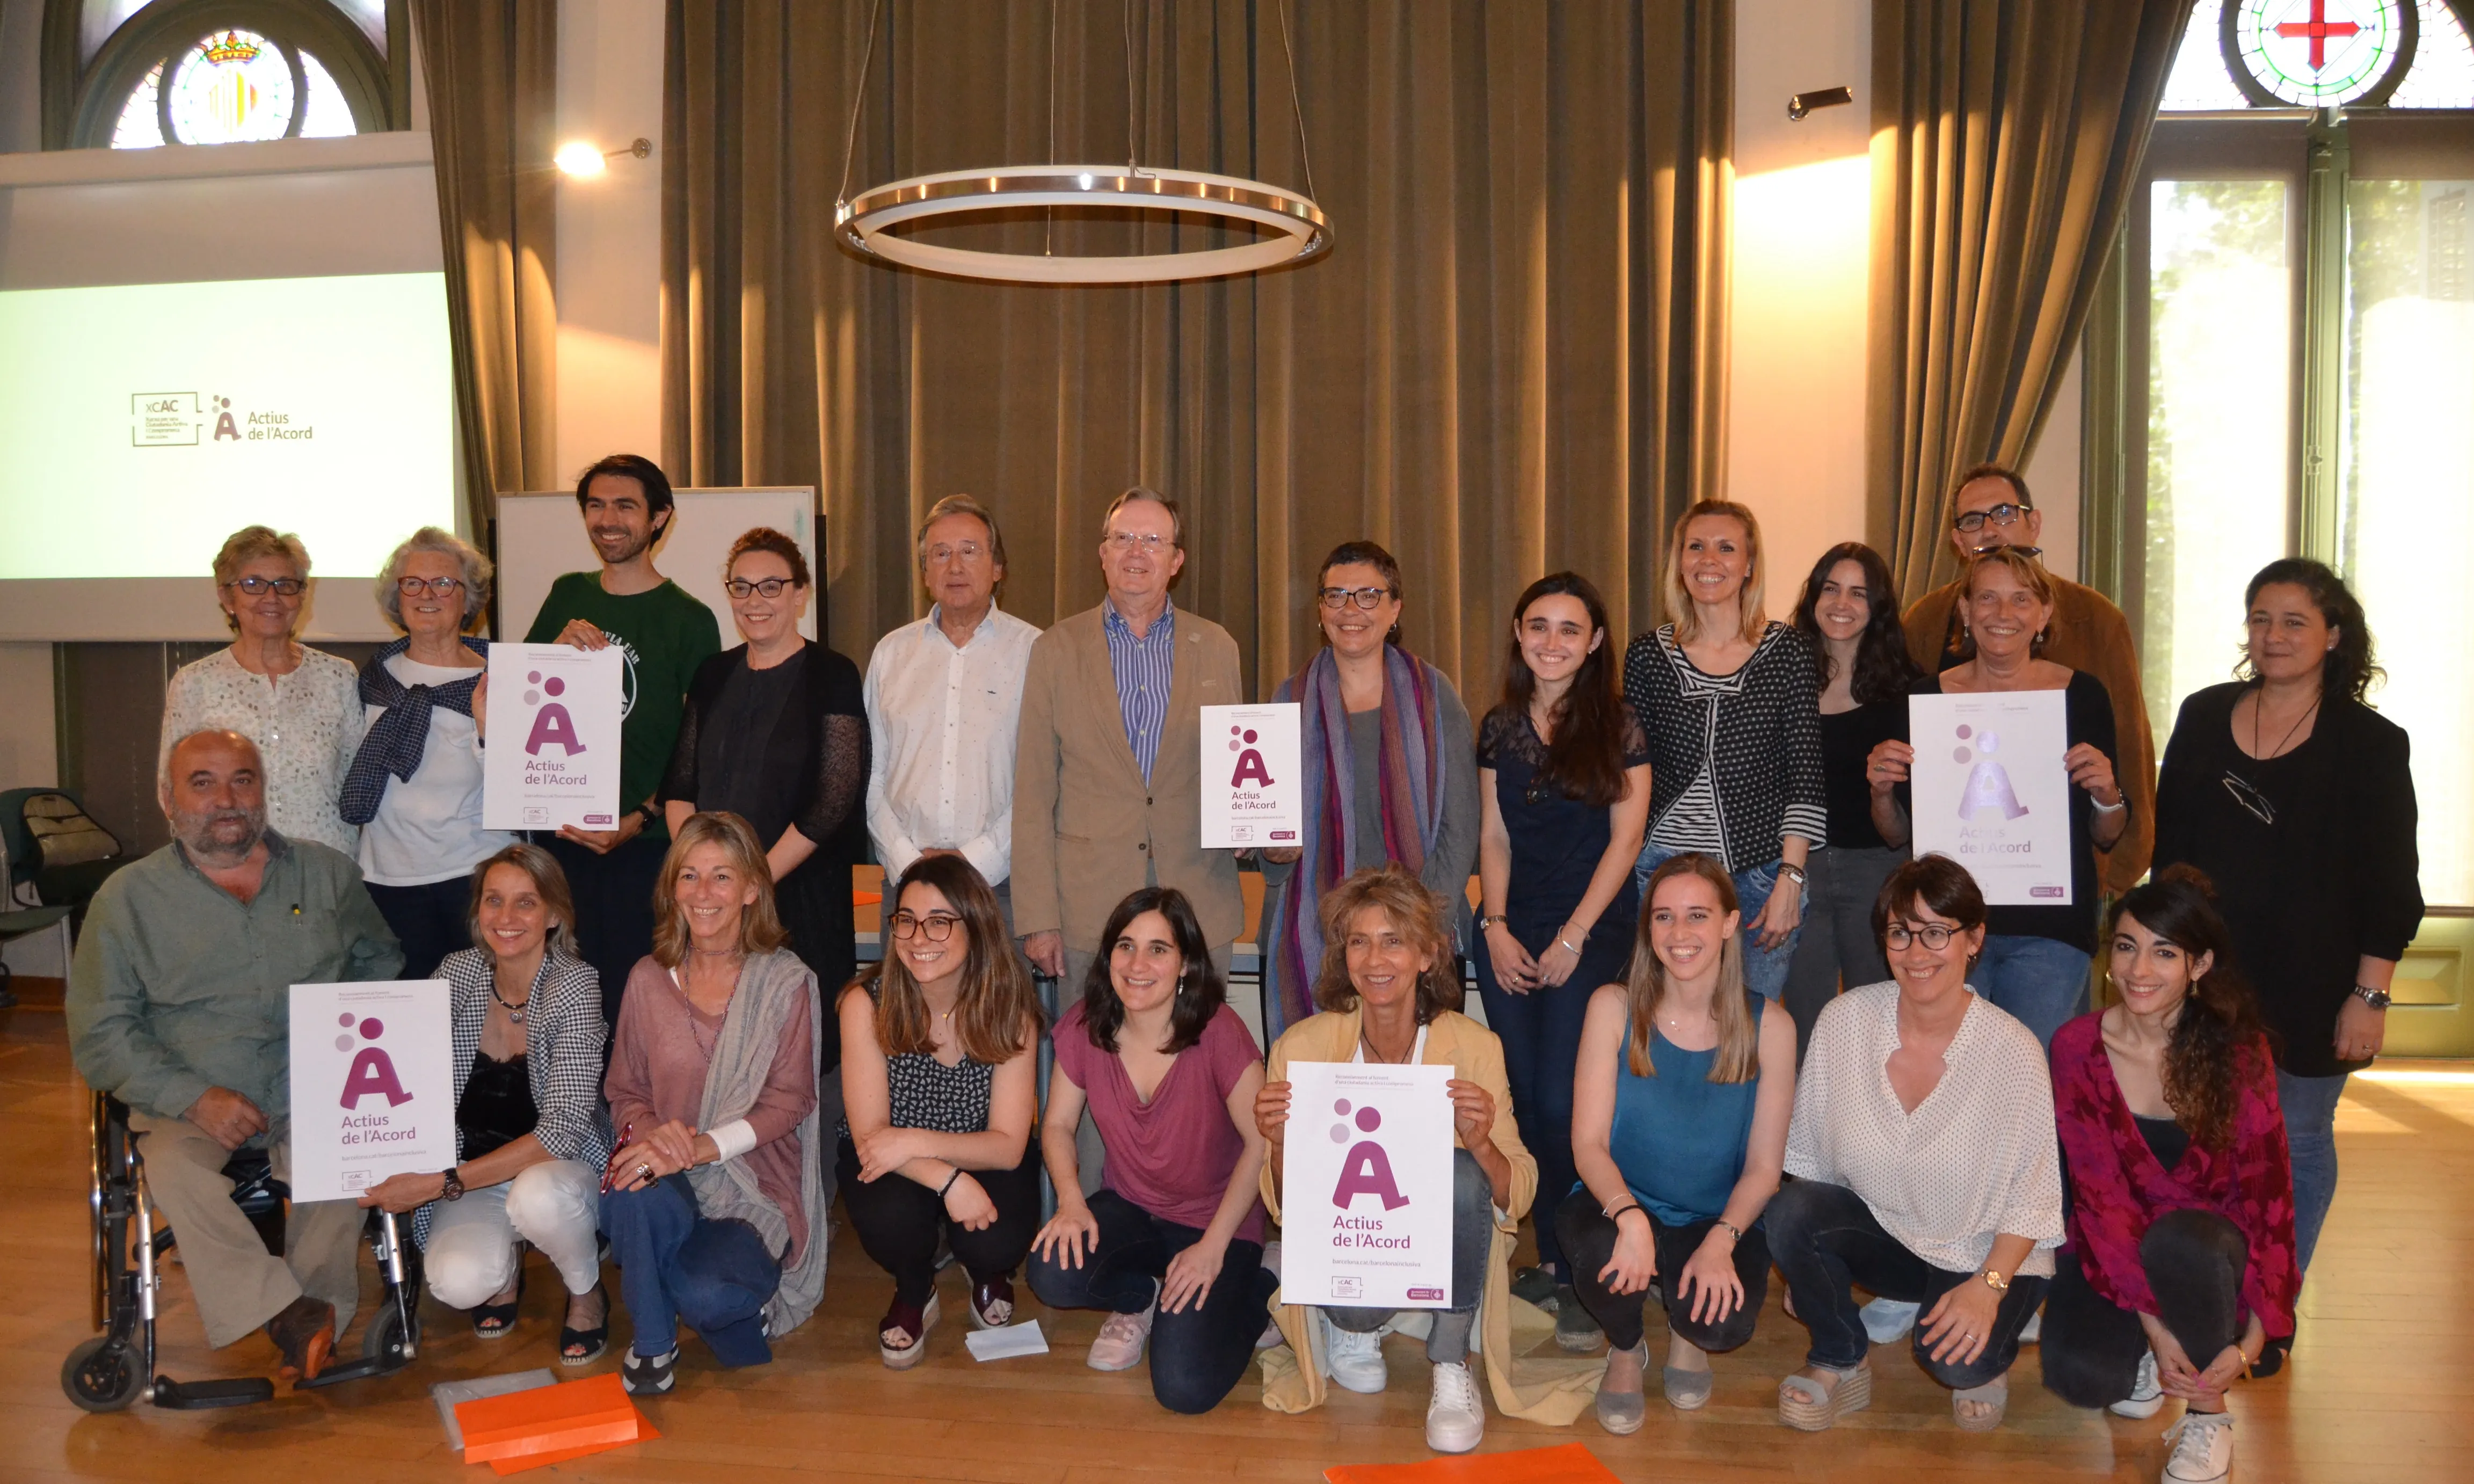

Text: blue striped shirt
xmin=1102 ymin=596 xmax=1177 ymax=783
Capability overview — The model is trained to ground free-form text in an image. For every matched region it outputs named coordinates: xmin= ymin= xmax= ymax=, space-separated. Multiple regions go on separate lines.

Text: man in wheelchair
xmin=67 ymin=729 xmax=403 ymax=1383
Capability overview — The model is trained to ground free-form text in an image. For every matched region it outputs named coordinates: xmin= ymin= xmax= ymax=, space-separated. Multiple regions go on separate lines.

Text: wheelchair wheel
xmin=362 ymin=1299 xmax=420 ymax=1368
xmin=61 ymin=1337 xmax=146 ymax=1413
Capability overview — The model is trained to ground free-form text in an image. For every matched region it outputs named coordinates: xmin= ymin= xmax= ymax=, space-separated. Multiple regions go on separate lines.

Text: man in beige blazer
xmin=1013 ymin=487 xmax=1247 ymax=994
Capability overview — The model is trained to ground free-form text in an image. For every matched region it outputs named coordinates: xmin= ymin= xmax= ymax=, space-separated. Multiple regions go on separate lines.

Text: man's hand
xmin=559 ymin=808 xmax=647 ymax=856
xmin=557 ymin=619 xmax=611 ymax=651
xmin=185 ymin=1086 xmax=268 ymax=1151
xmin=1023 ymin=930 xmax=1065 ymax=979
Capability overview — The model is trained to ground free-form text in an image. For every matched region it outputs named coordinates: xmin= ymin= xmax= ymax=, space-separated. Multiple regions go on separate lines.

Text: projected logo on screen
xmin=128 ymin=391 xmax=314 ymax=446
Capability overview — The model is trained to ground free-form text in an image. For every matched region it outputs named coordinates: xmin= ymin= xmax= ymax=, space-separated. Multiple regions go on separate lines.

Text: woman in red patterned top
xmin=2042 ymin=867 xmax=2297 ymax=1484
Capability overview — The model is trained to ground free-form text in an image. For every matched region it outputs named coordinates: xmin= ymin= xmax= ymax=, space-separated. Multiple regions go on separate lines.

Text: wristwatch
xmin=1777 ymin=862 xmax=1807 ymax=887
xmin=1977 ymin=1268 xmax=2009 ymax=1293
xmin=634 ymin=801 xmax=661 ymax=830
xmin=440 ymin=1167 xmax=465 ymax=1202
xmin=1477 ymin=914 xmax=1509 ymax=933
xmin=2352 ymin=984 xmax=2392 ymax=1012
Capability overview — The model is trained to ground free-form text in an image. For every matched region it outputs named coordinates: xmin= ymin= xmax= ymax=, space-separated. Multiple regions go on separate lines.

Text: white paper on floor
xmin=964 ymin=1319 xmax=1050 ymax=1361
xmin=430 ymin=1369 xmax=558 ymax=1449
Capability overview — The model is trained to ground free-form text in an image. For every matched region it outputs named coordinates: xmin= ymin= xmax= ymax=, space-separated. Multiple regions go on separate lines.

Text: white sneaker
xmin=2019 ymin=1306 xmax=2043 ymax=1343
xmin=1087 ymin=1303 xmax=1155 ymax=1372
xmin=2109 ymin=1349 xmax=2165 ymax=1419
xmin=2162 ymin=1410 xmax=2235 ymax=1482
xmin=1860 ymin=1297 xmax=1920 ymax=1344
xmin=1425 ymin=1361 xmax=1485 ymax=1453
xmin=1326 ymin=1321 xmax=1389 ymax=1394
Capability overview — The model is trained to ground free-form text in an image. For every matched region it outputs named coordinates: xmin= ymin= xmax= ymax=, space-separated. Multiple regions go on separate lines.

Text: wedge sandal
xmin=1952 ymin=1376 xmax=2007 ymax=1431
xmin=1778 ymin=1361 xmax=1871 ymax=1430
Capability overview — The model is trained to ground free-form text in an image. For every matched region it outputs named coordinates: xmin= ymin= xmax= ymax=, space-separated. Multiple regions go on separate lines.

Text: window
xmin=2097 ymin=1 xmax=2474 ymax=912
xmin=45 ymin=0 xmax=405 ymax=151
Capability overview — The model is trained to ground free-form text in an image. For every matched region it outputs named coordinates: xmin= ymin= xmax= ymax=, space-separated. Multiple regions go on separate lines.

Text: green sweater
xmin=68 ymin=833 xmax=403 ymax=1124
xmin=525 ymin=572 xmax=724 ymax=826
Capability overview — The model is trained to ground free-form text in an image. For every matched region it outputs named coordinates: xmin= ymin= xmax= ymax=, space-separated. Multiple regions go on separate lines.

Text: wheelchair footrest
xmin=295 ymin=1354 xmax=398 ymax=1390
xmin=152 ymin=1376 xmax=274 ymax=1409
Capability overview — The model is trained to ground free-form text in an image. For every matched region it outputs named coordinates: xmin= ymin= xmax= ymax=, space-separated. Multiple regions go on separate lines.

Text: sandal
xmin=1778 ymin=1361 xmax=1872 ymax=1431
xmin=970 ymin=1274 xmax=1015 ymax=1329
xmin=1596 ymin=1342 xmax=1648 ymax=1435
xmin=879 ymin=1292 xmax=941 ymax=1369
xmin=1664 ymin=1361 xmax=1715 ymax=1411
xmin=621 ymin=1345 xmax=676 ymax=1396
xmin=1952 ymin=1375 xmax=2007 ymax=1432
xmin=558 ymin=1282 xmax=610 ymax=1366
xmin=264 ymin=1294 xmax=336 ymax=1383
xmin=472 ymin=1260 xmax=525 ymax=1340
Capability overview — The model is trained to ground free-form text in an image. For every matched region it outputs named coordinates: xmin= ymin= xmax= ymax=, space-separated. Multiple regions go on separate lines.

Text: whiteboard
xmin=494 ymin=488 xmax=818 ymax=644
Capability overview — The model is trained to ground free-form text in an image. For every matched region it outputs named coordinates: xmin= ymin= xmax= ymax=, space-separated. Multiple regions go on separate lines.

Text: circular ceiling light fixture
xmin=831 ymin=0 xmax=1330 ymax=285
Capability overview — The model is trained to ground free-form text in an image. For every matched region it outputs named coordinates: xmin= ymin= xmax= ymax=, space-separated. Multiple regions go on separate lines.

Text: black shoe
xmin=621 ymin=1345 xmax=676 ymax=1395
xmin=1553 ymin=1285 xmax=1602 ymax=1352
xmin=559 ymin=1282 xmax=610 ymax=1367
xmin=1511 ymin=1265 xmax=1560 ymax=1311
xmin=2252 ymin=1332 xmax=2291 ymax=1378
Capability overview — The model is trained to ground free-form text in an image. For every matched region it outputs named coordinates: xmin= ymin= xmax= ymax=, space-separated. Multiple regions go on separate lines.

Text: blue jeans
xmin=602 ymin=1176 xmax=782 ymax=1367
xmin=1028 ymin=1188 xmax=1276 ymax=1414
xmin=1971 ymin=935 xmax=2091 ymax=1051
xmin=2277 ymin=1068 xmax=2350 ymax=1276
xmin=1634 ymin=843 xmax=1803 ymax=1003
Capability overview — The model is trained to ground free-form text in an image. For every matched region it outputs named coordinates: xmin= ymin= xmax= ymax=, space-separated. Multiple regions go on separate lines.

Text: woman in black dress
xmin=661 ymin=527 xmax=868 ymax=1068
xmin=2152 ymin=558 xmax=2421 ymax=1352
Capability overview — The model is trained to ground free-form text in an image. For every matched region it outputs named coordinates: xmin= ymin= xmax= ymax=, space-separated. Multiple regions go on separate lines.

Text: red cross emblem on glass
xmin=2274 ymin=0 xmax=2362 ymax=71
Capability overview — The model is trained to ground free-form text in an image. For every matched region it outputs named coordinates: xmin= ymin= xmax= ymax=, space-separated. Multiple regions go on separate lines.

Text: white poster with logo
xmin=1908 ymin=690 xmax=2075 ymax=906
xmin=482 ymin=643 xmax=624 ymax=831
xmin=1279 ymin=1060 xmax=1458 ymax=1310
xmin=1200 ymin=702 xmax=1302 ymax=849
xmin=287 ymin=980 xmax=455 ymax=1203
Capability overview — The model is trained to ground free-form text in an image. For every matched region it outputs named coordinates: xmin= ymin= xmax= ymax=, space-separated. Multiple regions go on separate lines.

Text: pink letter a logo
xmin=1331 ymin=1141 xmax=1411 ymax=1211
xmin=525 ymin=703 xmax=585 ymax=757
xmin=339 ymin=1048 xmax=414 ymax=1109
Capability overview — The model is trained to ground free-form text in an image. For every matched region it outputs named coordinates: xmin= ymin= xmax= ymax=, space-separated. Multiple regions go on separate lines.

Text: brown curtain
xmin=1867 ymin=0 xmax=2193 ymax=602
xmin=413 ymin=0 xmax=560 ymax=538
xmin=663 ymin=0 xmax=1727 ymax=698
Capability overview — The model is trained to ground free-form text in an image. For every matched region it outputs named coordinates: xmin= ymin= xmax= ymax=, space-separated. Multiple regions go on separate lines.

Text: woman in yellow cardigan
xmin=1255 ymin=864 xmax=1602 ymax=1450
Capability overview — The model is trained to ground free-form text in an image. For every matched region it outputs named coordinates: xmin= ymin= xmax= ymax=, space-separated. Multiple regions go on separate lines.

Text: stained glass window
xmin=108 ymin=61 xmax=165 ymax=149
xmin=2234 ymin=1 xmax=2408 ymax=105
xmin=299 ymin=50 xmax=356 ymax=139
xmin=165 ymin=30 xmax=295 ymax=145
xmin=2165 ymin=0 xmax=2474 ymax=108
xmin=88 ymin=6 xmax=391 ymax=151
xmin=2388 ymin=0 xmax=2474 ymax=106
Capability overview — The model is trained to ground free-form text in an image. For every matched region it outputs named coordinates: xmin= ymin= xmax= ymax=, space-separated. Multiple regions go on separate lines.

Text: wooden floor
xmin=6 ymin=999 xmax=2469 ymax=1483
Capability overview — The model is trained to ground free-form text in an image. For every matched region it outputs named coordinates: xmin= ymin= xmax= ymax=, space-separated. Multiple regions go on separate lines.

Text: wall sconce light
xmin=1787 ymin=86 xmax=1855 ymax=122
xmin=555 ymin=137 xmax=651 ymax=178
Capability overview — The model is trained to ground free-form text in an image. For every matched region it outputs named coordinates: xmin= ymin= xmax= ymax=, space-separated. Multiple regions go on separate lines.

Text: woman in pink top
xmin=602 ymin=812 xmax=826 ymax=1397
xmin=1030 ymin=887 xmax=1273 ymax=1412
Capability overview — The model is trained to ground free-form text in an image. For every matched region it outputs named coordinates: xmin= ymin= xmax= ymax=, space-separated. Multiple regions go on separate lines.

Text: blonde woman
xmin=836 ymin=853 xmax=1044 ymax=1368
xmin=602 ymin=812 xmax=826 ymax=1395
xmin=1559 ymin=853 xmax=1795 ymax=1432
xmin=161 ymin=525 xmax=361 ymax=854
xmin=1622 ymin=500 xmax=1826 ymax=1003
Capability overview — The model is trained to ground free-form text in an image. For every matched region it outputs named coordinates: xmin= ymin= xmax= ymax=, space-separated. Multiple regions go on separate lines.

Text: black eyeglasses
xmin=1883 ymin=922 xmax=1959 ymax=950
xmin=1953 ymin=502 xmax=2031 ymax=533
xmin=1318 ymin=586 xmax=1394 ymax=612
xmin=726 ymin=577 xmax=797 ymax=599
xmin=2221 ymin=770 xmax=2276 ymax=826
xmin=890 ymin=911 xmax=961 ymax=941
xmin=223 ymin=576 xmax=305 ymax=598
xmin=396 ymin=576 xmax=466 ymax=597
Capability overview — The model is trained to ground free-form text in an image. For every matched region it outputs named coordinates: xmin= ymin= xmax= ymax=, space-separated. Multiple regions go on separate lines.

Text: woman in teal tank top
xmin=1560 ymin=853 xmax=1797 ymax=1432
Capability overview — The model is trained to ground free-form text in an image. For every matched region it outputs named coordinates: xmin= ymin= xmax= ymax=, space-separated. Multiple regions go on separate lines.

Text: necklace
xmin=1357 ymin=1032 xmax=1410 ymax=1065
xmin=2252 ymin=686 xmax=2321 ymax=761
xmin=490 ymin=977 xmax=532 ymax=1024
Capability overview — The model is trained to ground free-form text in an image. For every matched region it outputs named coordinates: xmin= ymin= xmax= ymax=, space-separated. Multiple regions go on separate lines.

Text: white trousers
xmin=424 ymin=1159 xmax=602 ymax=1308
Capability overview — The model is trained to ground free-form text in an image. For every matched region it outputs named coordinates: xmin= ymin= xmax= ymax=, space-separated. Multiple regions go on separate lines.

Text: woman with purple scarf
xmin=1257 ymin=543 xmax=1480 ymax=1045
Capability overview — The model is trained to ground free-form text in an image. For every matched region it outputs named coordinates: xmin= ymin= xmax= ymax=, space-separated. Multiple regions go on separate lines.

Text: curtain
xmin=1867 ymin=0 xmax=2193 ymax=602
xmin=413 ymin=0 xmax=560 ymax=540
xmin=663 ymin=0 xmax=1728 ymax=697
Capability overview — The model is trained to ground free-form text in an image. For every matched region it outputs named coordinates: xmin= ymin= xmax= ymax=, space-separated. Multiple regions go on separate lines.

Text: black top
xmin=2133 ymin=1113 xmax=2189 ymax=1172
xmin=1818 ymin=700 xmax=1908 ymax=849
xmin=1895 ymin=670 xmax=2118 ymax=953
xmin=2152 ymin=682 xmax=2423 ymax=1079
xmin=698 ymin=658 xmax=805 ymax=836
xmin=456 ymin=1051 xmax=538 ymax=1161
xmin=1621 ymin=623 xmax=1828 ymax=871
xmin=1476 ymin=706 xmax=1651 ymax=933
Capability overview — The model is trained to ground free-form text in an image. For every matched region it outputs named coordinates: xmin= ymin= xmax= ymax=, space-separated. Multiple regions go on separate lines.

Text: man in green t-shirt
xmin=525 ymin=453 xmax=722 ymax=1021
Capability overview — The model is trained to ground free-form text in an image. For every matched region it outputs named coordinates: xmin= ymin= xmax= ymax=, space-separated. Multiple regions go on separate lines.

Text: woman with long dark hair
xmin=1257 ymin=541 xmax=1481 ymax=1044
xmin=836 ymin=853 xmax=1044 ymax=1368
xmin=1474 ymin=572 xmax=1651 ymax=1329
xmin=1782 ymin=542 xmax=1925 ymax=1054
xmin=2042 ymin=868 xmax=2297 ymax=1484
xmin=1028 ymin=887 xmax=1273 ymax=1413
xmin=2152 ymin=557 xmax=2420 ymax=1349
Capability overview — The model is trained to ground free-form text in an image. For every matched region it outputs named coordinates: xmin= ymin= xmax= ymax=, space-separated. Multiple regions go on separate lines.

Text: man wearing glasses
xmin=863 ymin=494 xmax=1042 ymax=928
xmin=1901 ymin=465 xmax=2155 ymax=893
xmin=1012 ymin=487 xmax=1246 ymax=996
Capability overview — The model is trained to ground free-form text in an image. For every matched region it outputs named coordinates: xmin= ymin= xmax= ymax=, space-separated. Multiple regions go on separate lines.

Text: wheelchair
xmin=61 ymin=1092 xmax=426 ymax=1412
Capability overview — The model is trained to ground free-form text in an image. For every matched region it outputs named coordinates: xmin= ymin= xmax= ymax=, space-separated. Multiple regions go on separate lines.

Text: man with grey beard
xmin=69 ymin=729 xmax=401 ymax=1383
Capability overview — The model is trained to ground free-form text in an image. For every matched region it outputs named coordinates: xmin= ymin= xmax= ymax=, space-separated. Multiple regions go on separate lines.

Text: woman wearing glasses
xmin=2151 ymin=559 xmax=2420 ymax=1357
xmin=661 ymin=528 xmax=868 ymax=1063
xmin=337 ymin=527 xmax=515 ymax=976
xmin=159 ymin=523 xmax=363 ymax=854
xmin=1256 ymin=542 xmax=1481 ymax=1044
xmin=1475 ymin=572 xmax=1651 ymax=1336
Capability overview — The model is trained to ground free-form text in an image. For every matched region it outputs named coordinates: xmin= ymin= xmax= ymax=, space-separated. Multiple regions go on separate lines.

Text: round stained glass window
xmin=166 ymin=30 xmax=295 ymax=144
xmin=2231 ymin=1 xmax=2414 ymax=104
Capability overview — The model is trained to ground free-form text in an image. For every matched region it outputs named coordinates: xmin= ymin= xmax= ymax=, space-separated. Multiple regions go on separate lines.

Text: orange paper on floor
xmin=486 ymin=1416 xmax=661 ymax=1475
xmin=456 ymin=1372 xmax=649 ymax=1465
xmin=1324 ymin=1442 xmax=1620 ymax=1484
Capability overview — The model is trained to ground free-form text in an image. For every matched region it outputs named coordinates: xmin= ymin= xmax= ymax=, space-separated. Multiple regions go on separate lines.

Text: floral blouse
xmin=2049 ymin=1013 xmax=2300 ymax=1336
xmin=160 ymin=646 xmax=363 ymax=855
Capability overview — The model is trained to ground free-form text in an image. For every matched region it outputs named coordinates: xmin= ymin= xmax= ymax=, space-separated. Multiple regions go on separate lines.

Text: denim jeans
xmin=1780 ymin=845 xmax=1902 ymax=1059
xmin=1321 ymin=1148 xmax=1493 ymax=1364
xmin=366 ymin=874 xmax=478 ymax=981
xmin=1554 ymin=1189 xmax=1770 ymax=1354
xmin=1028 ymin=1187 xmax=1277 ymax=1414
xmin=1635 ymin=843 xmax=1802 ymax=1003
xmin=1764 ymin=1177 xmax=2047 ymax=1383
xmin=2277 ymin=1068 xmax=2350 ymax=1276
xmin=601 ymin=1175 xmax=781 ymax=1366
xmin=2042 ymin=1210 xmax=2249 ymax=1409
xmin=1971 ymin=935 xmax=2091 ymax=1051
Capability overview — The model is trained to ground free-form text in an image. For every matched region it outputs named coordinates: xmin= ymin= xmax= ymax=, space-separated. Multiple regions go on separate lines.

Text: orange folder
xmin=456 ymin=1372 xmax=651 ymax=1466
xmin=1324 ymin=1442 xmax=1620 ymax=1484
xmin=486 ymin=1416 xmax=661 ymax=1475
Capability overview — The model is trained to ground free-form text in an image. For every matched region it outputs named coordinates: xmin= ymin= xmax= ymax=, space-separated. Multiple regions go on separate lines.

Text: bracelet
xmin=2090 ymin=794 xmax=2127 ymax=814
xmin=1558 ymin=924 xmax=1585 ymax=954
xmin=1603 ymin=1198 xmax=1648 ymax=1226
xmin=936 ymin=1167 xmax=964 ymax=1199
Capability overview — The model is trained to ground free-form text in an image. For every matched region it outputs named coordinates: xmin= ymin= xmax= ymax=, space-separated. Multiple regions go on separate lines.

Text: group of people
xmin=67 ymin=455 xmax=2420 ymax=1483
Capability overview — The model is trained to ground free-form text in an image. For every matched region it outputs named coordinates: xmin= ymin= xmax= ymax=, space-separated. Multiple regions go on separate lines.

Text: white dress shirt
xmin=1785 ymin=980 xmax=2066 ymax=1277
xmin=863 ymin=603 xmax=1042 ymax=885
